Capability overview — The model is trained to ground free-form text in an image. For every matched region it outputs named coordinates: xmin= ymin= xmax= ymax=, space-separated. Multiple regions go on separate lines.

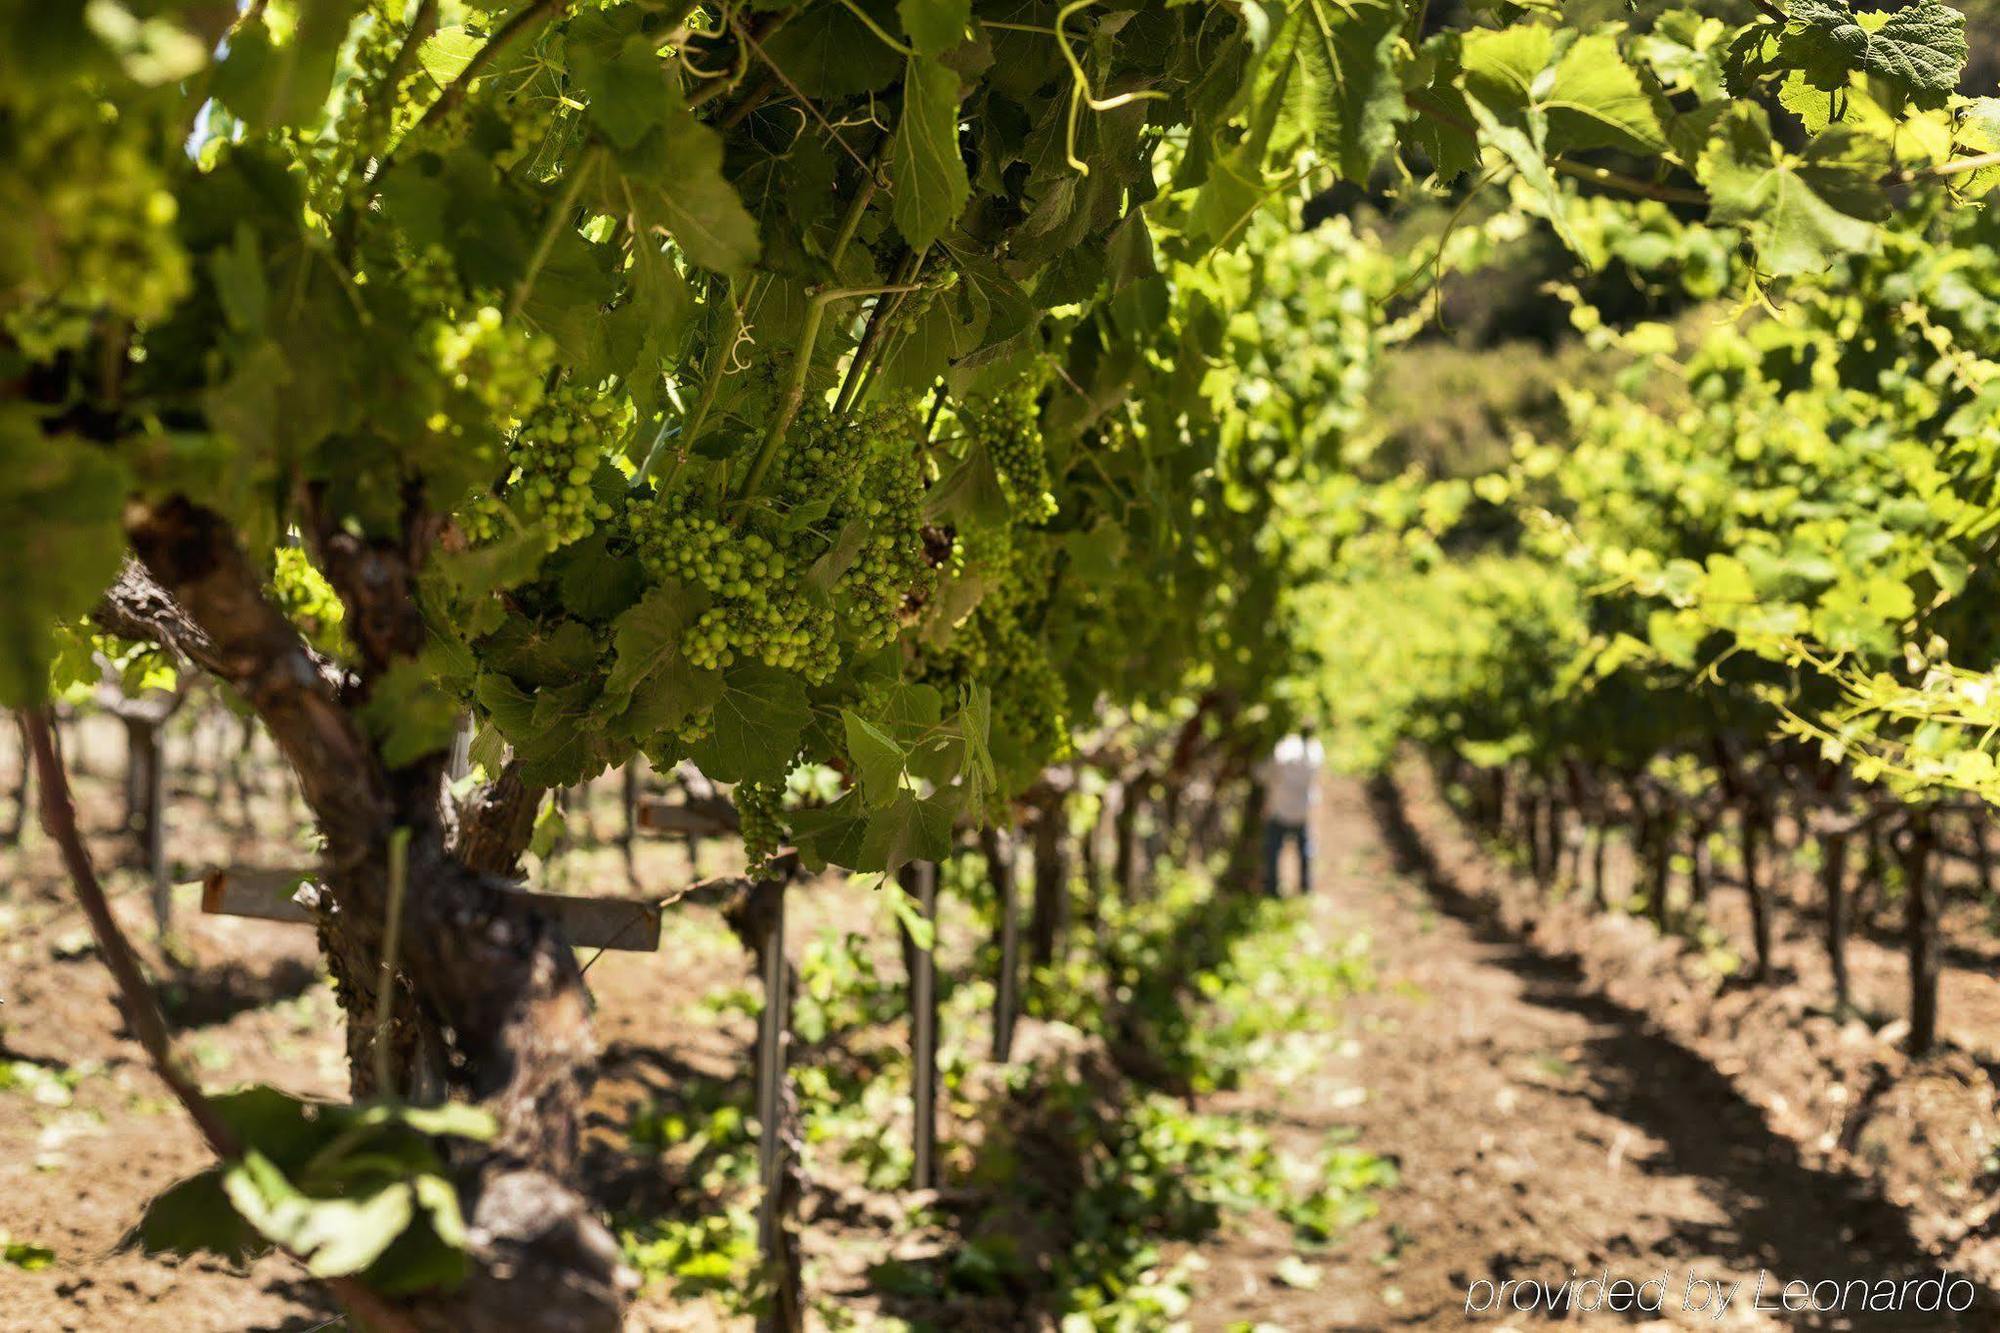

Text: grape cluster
xmin=1 ymin=99 xmax=188 ymax=358
xmin=735 ymin=777 xmax=788 ymax=873
xmin=430 ymin=301 xmax=552 ymax=421
xmin=964 ymin=389 xmax=1057 ymax=526
xmin=630 ymin=498 xmax=783 ymax=596
xmin=463 ymin=382 xmax=620 ymax=550
xmin=683 ymin=594 xmax=836 ymax=677
xmin=624 ymin=402 xmax=938 ymax=686
xmin=921 ymin=508 xmax=1071 ymax=773
xmin=626 ymin=487 xmax=840 ymax=679
xmin=950 ymin=599 xmax=1072 ymax=768
xmin=775 ymin=403 xmax=872 ymax=504
xmin=837 ymin=447 xmax=933 ymax=649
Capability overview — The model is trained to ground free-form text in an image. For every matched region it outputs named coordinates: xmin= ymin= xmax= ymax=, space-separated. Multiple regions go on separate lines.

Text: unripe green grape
xmin=736 ymin=777 xmax=788 ymax=873
xmin=1 ymin=97 xmax=189 ymax=358
xmin=961 ymin=388 xmax=1057 ymax=526
xmin=463 ymin=381 xmax=625 ymax=551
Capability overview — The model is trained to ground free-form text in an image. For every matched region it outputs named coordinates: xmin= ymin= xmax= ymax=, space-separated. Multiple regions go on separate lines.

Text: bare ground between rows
xmin=1219 ymin=763 xmax=1996 ymax=1331
xmin=5 ymin=742 xmax=2000 ymax=1331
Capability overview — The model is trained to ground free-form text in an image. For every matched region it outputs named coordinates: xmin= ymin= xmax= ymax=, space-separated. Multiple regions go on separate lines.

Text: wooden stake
xmin=146 ymin=721 xmax=169 ymax=935
xmin=902 ymin=859 xmax=939 ymax=1189
xmin=985 ymin=828 xmax=1020 ymax=1063
xmin=752 ymin=874 xmax=802 ymax=1332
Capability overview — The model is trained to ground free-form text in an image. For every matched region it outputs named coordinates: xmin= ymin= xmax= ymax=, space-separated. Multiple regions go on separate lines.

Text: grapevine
xmin=463 ymin=382 xmax=622 ymax=551
xmin=963 ymin=389 xmax=1057 ymax=526
xmin=735 ymin=776 xmax=787 ymax=873
xmin=0 ymin=99 xmax=185 ymax=358
xmin=4 ymin=0 xmax=1994 ymax=1325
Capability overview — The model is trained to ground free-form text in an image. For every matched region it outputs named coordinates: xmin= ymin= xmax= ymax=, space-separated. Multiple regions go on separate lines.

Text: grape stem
xmin=413 ymin=0 xmax=573 ymax=137
xmin=640 ymin=275 xmax=746 ymax=484
xmin=365 ymin=0 xmax=440 ymax=147
xmin=833 ymin=250 xmax=925 ymax=415
xmin=735 ymin=283 xmax=924 ymax=509
xmin=509 ymin=146 xmax=601 ymax=320
xmin=369 ymin=826 xmax=413 ymax=1096
xmin=829 ymin=172 xmax=881 ymax=268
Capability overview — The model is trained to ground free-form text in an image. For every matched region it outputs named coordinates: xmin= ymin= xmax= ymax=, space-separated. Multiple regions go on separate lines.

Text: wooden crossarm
xmin=198 ymin=866 xmax=663 ymax=952
xmin=634 ymin=796 xmax=739 ymax=838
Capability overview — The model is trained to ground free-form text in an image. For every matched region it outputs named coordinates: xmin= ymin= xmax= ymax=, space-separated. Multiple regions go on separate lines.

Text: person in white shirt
xmin=1255 ymin=729 xmax=1325 ymax=895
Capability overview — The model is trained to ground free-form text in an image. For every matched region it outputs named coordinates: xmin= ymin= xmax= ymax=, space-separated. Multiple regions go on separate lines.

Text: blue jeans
xmin=1263 ymin=820 xmax=1311 ymax=896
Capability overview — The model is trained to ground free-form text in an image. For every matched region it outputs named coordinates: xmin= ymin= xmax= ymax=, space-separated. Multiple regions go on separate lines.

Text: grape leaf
xmin=211 ymin=0 xmax=359 ymax=130
xmin=873 ymin=680 xmax=946 ymax=736
xmin=860 ymin=790 xmax=957 ymax=874
xmin=138 ymin=1170 xmax=264 ymax=1265
xmin=1699 ymin=107 xmax=1883 ymax=276
xmin=1302 ymin=0 xmax=1408 ymax=182
xmin=474 ymin=672 xmax=608 ymax=787
xmin=605 ymin=96 xmax=761 ymax=277
xmin=899 ymin=0 xmax=970 ymax=57
xmin=891 ymin=56 xmax=970 ymax=251
xmin=223 ymin=1151 xmax=413 ymax=1279
xmin=547 ymin=533 xmax=646 ymax=624
xmin=358 ymin=657 xmax=462 ymax=769
xmin=957 ymin=682 xmax=995 ymax=805
xmin=1404 ymin=36 xmax=1481 ymax=180
xmin=1779 ymin=0 xmax=1965 ymax=101
xmin=570 ymin=23 xmax=670 ymax=151
xmin=923 ymin=439 xmax=1010 ymax=527
xmin=1953 ymin=98 xmax=2000 ymax=198
xmin=760 ymin=0 xmax=904 ymax=98
xmin=415 ymin=27 xmax=482 ymax=88
xmin=788 ymin=793 xmax=871 ymax=872
xmin=842 ymin=708 xmax=907 ymax=806
xmin=478 ymin=618 xmax=601 ymax=689
xmin=603 ymin=582 xmax=708 ymax=704
xmin=0 ymin=415 xmax=130 ymax=708
xmin=690 ymin=664 xmax=811 ymax=785
xmin=1462 ymin=92 xmax=1580 ymax=254
xmin=1461 ymin=27 xmax=1664 ymax=156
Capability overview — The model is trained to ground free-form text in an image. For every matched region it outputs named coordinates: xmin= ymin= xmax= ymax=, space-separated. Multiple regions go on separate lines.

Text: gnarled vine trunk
xmin=1901 ymin=812 xmax=1938 ymax=1057
xmin=96 ymin=499 xmax=628 ymax=1331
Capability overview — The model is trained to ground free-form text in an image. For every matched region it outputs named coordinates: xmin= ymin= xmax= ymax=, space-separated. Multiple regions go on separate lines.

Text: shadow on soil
xmin=1366 ymin=774 xmax=1996 ymax=1332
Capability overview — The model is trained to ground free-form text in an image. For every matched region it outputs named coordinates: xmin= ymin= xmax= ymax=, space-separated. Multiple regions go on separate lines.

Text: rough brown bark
xmin=1113 ymin=778 xmax=1142 ymax=900
xmin=99 ymin=504 xmax=627 ymax=1331
xmin=1821 ymin=828 xmax=1851 ymax=1013
xmin=457 ymin=758 xmax=543 ymax=878
xmin=1646 ymin=806 xmax=1674 ymax=931
xmin=1028 ymin=792 xmax=1068 ymax=969
xmin=1902 ymin=812 xmax=1938 ymax=1056
xmin=1739 ymin=804 xmax=1772 ymax=980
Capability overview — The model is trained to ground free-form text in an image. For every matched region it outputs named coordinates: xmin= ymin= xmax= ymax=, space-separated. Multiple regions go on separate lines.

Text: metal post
xmin=906 ymin=859 xmax=938 ymax=1189
xmin=754 ymin=876 xmax=796 ymax=1331
xmin=989 ymin=830 xmax=1020 ymax=1063
xmin=447 ymin=713 xmax=473 ymax=783
xmin=621 ymin=764 xmax=641 ymax=885
xmin=147 ymin=723 xmax=169 ymax=936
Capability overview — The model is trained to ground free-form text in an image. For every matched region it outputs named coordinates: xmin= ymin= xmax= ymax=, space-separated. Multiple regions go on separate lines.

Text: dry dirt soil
xmin=3 ymin=723 xmax=1998 ymax=1331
